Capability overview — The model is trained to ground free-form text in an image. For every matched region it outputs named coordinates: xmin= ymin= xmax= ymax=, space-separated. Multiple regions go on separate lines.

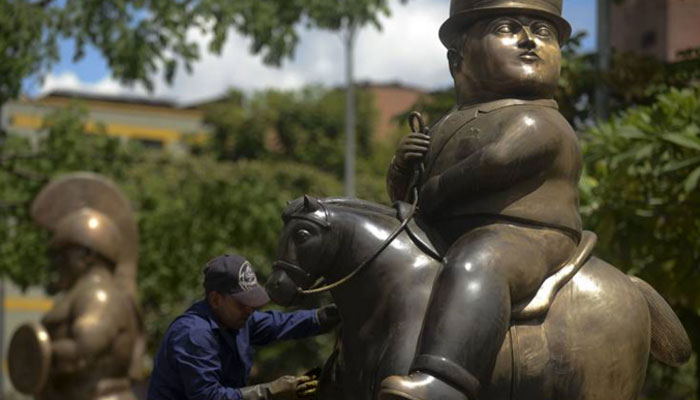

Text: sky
xmin=28 ymin=0 xmax=597 ymax=105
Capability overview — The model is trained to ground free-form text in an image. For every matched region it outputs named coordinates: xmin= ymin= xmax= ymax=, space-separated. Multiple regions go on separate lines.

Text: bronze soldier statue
xmin=381 ymin=0 xmax=585 ymax=399
xmin=8 ymin=172 xmax=145 ymax=400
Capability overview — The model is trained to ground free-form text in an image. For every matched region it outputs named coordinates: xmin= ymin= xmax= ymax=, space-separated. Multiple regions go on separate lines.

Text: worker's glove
xmin=316 ymin=304 xmax=340 ymax=333
xmin=240 ymin=375 xmax=315 ymax=400
xmin=296 ymin=374 xmax=319 ymax=399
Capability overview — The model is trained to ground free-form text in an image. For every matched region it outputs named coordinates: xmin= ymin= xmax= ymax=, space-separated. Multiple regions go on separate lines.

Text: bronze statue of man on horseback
xmin=382 ymin=0 xmax=582 ymax=398
xmin=267 ymin=1 xmax=692 ymax=399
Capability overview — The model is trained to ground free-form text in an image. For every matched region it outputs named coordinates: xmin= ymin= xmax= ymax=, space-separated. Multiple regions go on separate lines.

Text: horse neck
xmin=325 ymin=209 xmax=403 ymax=329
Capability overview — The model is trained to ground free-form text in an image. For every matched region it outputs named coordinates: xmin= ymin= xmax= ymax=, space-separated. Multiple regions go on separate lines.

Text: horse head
xmin=266 ymin=195 xmax=340 ymax=306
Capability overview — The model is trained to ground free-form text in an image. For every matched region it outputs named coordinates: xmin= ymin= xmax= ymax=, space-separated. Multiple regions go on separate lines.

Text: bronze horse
xmin=266 ymin=196 xmax=691 ymax=400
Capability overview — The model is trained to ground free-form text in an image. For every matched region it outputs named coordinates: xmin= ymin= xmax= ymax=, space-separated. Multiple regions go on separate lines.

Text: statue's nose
xmin=518 ymin=27 xmax=536 ymax=49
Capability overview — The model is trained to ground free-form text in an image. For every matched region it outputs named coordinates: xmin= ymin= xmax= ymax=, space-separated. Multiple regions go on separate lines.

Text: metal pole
xmin=596 ymin=0 xmax=611 ymax=120
xmin=344 ymin=21 xmax=357 ymax=198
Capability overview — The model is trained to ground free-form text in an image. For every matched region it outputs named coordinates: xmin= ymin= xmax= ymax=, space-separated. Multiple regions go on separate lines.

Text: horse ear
xmin=303 ymin=195 xmax=322 ymax=212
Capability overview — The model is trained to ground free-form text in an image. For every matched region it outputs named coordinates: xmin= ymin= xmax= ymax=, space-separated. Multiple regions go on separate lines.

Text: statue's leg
xmin=380 ymin=224 xmax=576 ymax=400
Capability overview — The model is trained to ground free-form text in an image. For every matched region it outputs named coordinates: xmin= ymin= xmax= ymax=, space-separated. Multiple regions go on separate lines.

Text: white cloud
xmin=40 ymin=71 xmax=149 ymax=98
xmin=39 ymin=0 xmax=448 ymax=104
xmin=37 ymin=0 xmax=595 ymax=104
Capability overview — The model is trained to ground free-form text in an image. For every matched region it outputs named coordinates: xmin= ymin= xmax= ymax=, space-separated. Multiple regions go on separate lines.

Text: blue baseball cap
xmin=203 ymin=254 xmax=270 ymax=308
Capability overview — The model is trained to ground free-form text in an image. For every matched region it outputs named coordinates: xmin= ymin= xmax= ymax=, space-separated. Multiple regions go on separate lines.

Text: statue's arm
xmin=387 ymin=157 xmax=415 ymax=203
xmin=421 ymin=112 xmax=562 ymax=213
xmin=52 ymin=288 xmax=121 ymax=372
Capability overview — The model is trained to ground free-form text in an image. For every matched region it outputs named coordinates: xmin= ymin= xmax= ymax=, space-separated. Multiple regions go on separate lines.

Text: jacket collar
xmin=459 ymin=98 xmax=559 ymax=114
xmin=187 ymin=300 xmax=223 ymax=331
xmin=187 ymin=300 xmax=242 ymax=350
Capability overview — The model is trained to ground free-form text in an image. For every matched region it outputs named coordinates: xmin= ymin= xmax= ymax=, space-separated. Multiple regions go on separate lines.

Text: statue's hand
xmin=395 ymin=132 xmax=430 ymax=171
xmin=51 ymin=338 xmax=87 ymax=374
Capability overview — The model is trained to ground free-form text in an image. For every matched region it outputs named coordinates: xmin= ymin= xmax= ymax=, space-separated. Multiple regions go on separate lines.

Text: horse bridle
xmin=272 ymin=112 xmax=430 ymax=295
xmin=272 ymin=191 xmax=420 ymax=295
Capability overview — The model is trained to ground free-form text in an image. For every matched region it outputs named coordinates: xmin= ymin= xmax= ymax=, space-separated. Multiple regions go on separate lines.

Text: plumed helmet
xmin=31 ymin=172 xmax=139 ymax=296
xmin=439 ymin=0 xmax=572 ymax=48
xmin=51 ymin=209 xmax=124 ymax=263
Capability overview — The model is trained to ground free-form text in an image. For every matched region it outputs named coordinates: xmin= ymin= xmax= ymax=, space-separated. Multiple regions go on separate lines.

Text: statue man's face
xmin=49 ymin=245 xmax=91 ymax=291
xmin=451 ymin=14 xmax=562 ymax=103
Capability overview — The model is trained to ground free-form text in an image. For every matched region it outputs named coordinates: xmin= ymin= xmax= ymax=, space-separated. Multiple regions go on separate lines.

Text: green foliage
xmin=202 ymin=86 xmax=379 ymax=181
xmin=0 ymin=0 xmax=410 ymax=105
xmin=583 ymin=87 xmax=700 ymax=293
xmin=304 ymin=0 xmax=407 ymax=31
xmin=0 ymin=0 xmax=56 ymax=105
xmin=556 ymin=33 xmax=700 ymax=128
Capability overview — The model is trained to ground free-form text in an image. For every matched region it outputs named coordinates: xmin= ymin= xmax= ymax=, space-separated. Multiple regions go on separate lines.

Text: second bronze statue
xmin=8 ymin=173 xmax=145 ymax=400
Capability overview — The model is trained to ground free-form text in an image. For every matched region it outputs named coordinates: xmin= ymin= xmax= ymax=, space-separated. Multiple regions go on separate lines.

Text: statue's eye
xmin=534 ymin=25 xmax=553 ymax=38
xmin=294 ymin=229 xmax=312 ymax=243
xmin=496 ymin=23 xmax=515 ymax=34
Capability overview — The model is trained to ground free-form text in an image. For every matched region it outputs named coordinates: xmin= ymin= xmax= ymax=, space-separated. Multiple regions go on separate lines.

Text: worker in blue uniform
xmin=148 ymin=254 xmax=339 ymax=400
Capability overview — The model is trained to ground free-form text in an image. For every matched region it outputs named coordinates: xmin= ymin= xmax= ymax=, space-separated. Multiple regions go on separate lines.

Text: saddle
xmin=395 ymin=202 xmax=597 ymax=321
xmin=512 ymin=231 xmax=596 ymax=320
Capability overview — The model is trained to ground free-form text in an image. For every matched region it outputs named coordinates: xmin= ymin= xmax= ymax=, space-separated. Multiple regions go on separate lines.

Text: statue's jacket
xmin=389 ymin=98 xmax=583 ymax=240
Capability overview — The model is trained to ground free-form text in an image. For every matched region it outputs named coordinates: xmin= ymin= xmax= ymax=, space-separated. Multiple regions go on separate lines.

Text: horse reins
xmin=275 ymin=112 xmax=430 ymax=296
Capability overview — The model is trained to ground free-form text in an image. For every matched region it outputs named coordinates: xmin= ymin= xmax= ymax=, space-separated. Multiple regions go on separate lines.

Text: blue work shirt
xmin=148 ymin=300 xmax=322 ymax=400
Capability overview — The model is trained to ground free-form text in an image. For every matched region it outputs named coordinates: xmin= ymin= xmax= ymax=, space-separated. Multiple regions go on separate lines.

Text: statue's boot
xmin=379 ymin=372 xmax=469 ymax=400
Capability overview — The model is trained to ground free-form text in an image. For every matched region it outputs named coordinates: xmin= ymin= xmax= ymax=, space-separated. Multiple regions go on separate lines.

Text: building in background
xmin=2 ymin=90 xmax=211 ymax=153
xmin=610 ymin=0 xmax=700 ymax=61
xmin=359 ymin=82 xmax=427 ymax=141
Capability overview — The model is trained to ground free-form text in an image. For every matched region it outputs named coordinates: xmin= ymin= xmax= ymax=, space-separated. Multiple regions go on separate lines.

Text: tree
xmin=200 ymin=85 xmax=391 ymax=203
xmin=0 ymin=0 xmax=410 ymax=108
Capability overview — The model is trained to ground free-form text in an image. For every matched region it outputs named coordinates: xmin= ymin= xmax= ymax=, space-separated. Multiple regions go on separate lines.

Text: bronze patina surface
xmin=267 ymin=0 xmax=691 ymax=399
xmin=268 ymin=198 xmax=689 ymax=400
xmin=8 ymin=323 xmax=51 ymax=394
xmin=8 ymin=172 xmax=145 ymax=400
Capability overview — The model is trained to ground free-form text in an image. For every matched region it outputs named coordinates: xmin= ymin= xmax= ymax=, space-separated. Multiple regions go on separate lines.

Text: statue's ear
xmin=447 ymin=49 xmax=461 ymax=78
xmin=303 ymin=195 xmax=322 ymax=213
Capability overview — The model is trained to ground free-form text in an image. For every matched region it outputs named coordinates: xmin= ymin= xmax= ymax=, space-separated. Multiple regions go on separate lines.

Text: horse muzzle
xmin=265 ymin=268 xmax=303 ymax=306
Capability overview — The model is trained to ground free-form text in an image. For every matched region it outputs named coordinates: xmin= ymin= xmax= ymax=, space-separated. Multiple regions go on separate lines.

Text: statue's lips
xmin=519 ymin=52 xmax=540 ymax=63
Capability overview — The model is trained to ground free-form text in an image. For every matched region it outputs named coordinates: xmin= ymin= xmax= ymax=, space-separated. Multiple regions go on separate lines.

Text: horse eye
xmin=295 ymin=229 xmax=312 ymax=243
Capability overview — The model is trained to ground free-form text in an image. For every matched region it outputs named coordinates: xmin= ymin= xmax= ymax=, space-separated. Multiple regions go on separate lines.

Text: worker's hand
xmin=296 ymin=375 xmax=319 ymax=399
xmin=241 ymin=374 xmax=322 ymax=400
xmin=394 ymin=131 xmax=430 ymax=171
xmin=265 ymin=375 xmax=320 ymax=400
xmin=316 ymin=304 xmax=340 ymax=333
xmin=267 ymin=375 xmax=301 ymax=400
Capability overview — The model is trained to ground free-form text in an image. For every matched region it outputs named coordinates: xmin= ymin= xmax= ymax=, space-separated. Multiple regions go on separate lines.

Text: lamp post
xmin=596 ymin=0 xmax=611 ymax=120
xmin=344 ymin=20 xmax=357 ymax=198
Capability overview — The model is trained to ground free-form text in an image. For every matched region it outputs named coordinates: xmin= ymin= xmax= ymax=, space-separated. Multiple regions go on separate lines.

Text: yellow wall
xmin=4 ymin=297 xmax=53 ymax=312
xmin=7 ymin=95 xmax=211 ymax=146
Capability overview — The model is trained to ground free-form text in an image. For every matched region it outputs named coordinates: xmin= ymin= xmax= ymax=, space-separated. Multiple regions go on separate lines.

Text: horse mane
xmin=322 ymin=197 xmax=395 ymax=217
xmin=282 ymin=196 xmax=395 ymax=222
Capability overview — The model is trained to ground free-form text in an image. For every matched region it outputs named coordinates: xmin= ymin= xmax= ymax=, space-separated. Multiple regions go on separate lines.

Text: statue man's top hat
xmin=439 ymin=0 xmax=572 ymax=48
